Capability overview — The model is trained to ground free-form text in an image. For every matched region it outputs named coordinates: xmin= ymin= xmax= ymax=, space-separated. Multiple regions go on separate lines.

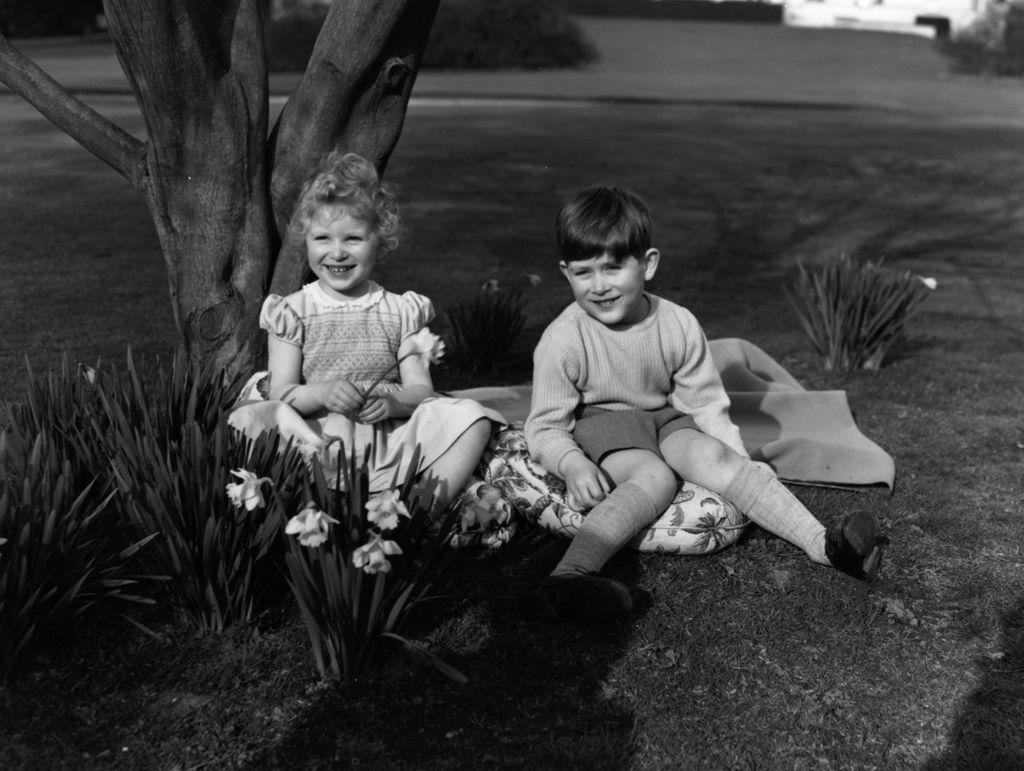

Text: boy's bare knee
xmin=625 ymin=462 xmax=676 ymax=508
xmin=685 ymin=435 xmax=738 ymax=471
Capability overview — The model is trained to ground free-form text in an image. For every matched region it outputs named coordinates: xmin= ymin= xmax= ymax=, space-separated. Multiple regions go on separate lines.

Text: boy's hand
xmin=318 ymin=379 xmax=366 ymax=416
xmin=357 ymin=395 xmax=396 ymax=424
xmin=559 ymin=454 xmax=612 ymax=510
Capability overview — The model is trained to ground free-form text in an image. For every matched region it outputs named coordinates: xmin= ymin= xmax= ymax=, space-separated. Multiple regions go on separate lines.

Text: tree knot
xmin=196 ymin=300 xmax=237 ymax=342
xmin=382 ymin=57 xmax=411 ymax=95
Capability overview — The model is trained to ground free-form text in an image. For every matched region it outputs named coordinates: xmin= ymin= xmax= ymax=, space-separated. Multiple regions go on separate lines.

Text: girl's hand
xmin=357 ymin=395 xmax=396 ymax=424
xmin=559 ymin=453 xmax=612 ymax=511
xmin=318 ymin=379 xmax=366 ymax=416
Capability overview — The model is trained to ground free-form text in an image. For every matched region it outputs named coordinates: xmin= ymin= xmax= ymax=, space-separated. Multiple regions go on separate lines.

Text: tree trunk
xmin=103 ymin=0 xmax=272 ymax=377
xmin=0 ymin=0 xmax=439 ymax=377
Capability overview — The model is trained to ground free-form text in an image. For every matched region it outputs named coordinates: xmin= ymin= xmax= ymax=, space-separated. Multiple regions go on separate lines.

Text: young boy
xmin=523 ymin=185 xmax=888 ymax=622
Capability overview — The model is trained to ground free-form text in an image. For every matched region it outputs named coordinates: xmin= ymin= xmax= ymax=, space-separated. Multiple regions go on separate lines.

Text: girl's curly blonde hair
xmin=288 ymin=151 xmax=401 ymax=251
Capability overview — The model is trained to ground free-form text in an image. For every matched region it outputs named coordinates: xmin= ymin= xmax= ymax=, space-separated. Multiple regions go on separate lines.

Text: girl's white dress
xmin=229 ymin=281 xmax=504 ymax=493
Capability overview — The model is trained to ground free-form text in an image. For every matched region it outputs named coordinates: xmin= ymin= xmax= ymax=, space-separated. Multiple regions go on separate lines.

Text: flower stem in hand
xmin=359 ymin=327 xmax=446 ymax=398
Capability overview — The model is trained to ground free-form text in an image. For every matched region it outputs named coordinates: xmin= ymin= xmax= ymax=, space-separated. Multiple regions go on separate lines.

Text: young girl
xmin=231 ymin=152 xmax=500 ymax=511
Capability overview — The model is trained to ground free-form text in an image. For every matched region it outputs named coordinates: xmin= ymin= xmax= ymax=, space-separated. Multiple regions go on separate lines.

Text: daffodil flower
xmin=481 ymin=278 xmax=500 ymax=294
xmin=352 ymin=534 xmax=403 ymax=574
xmin=521 ymin=273 xmax=542 ymax=287
xmin=919 ymin=276 xmax=938 ymax=290
xmin=225 ymin=469 xmax=272 ymax=511
xmin=365 ymin=490 xmax=411 ymax=531
xmin=285 ymin=504 xmax=340 ymax=548
xmin=401 ymin=327 xmax=446 ymax=366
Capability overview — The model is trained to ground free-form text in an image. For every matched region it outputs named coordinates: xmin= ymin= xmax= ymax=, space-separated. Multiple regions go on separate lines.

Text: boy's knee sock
xmin=552 ymin=481 xmax=660 ymax=577
xmin=723 ymin=462 xmax=827 ymax=563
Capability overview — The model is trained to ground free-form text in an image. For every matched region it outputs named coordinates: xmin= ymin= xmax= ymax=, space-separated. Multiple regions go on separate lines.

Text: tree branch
xmin=0 ymin=33 xmax=147 ymax=188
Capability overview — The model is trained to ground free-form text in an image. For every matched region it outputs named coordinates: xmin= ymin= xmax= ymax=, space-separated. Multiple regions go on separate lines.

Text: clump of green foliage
xmin=0 ymin=360 xmax=155 ymax=684
xmin=108 ymin=414 xmax=304 ymax=634
xmin=423 ymin=0 xmax=598 ymax=70
xmin=0 ymin=0 xmax=104 ymax=37
xmin=281 ymin=446 xmax=466 ymax=683
xmin=91 ymin=352 xmax=298 ymax=632
xmin=445 ymin=282 xmax=529 ymax=373
xmin=937 ymin=1 xmax=1024 ymax=76
xmin=0 ymin=349 xmax=472 ymax=684
xmin=264 ymin=0 xmax=597 ymax=73
xmin=262 ymin=7 xmax=325 ymax=73
xmin=787 ymin=254 xmax=936 ymax=373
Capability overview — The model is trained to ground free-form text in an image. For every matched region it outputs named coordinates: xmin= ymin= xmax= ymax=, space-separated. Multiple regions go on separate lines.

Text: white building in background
xmin=783 ymin=0 xmax=994 ymax=36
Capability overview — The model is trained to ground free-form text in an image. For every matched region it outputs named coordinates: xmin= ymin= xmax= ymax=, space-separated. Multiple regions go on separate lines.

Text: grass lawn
xmin=2 ymin=18 xmax=1024 ymax=770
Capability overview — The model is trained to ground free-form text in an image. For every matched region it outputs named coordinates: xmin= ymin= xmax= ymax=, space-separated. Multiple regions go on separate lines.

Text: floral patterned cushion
xmin=453 ymin=426 xmax=748 ymax=555
xmin=449 ymin=477 xmax=519 ymax=549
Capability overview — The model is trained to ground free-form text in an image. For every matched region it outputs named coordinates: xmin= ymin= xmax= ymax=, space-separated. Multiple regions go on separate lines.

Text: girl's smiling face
xmin=306 ymin=206 xmax=381 ymax=300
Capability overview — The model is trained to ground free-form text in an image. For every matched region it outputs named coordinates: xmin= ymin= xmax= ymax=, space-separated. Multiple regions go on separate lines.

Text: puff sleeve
xmin=397 ymin=291 xmax=435 ymax=340
xmin=259 ymin=294 xmax=305 ymax=347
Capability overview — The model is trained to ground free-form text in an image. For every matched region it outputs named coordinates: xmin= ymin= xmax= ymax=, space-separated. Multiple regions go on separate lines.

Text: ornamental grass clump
xmin=5 ymin=356 xmax=117 ymax=506
xmin=96 ymin=348 xmax=243 ymax=445
xmin=445 ymin=280 xmax=529 ymax=373
xmin=108 ymin=410 xmax=307 ymax=634
xmin=274 ymin=445 xmax=466 ymax=683
xmin=0 ymin=429 xmax=156 ymax=685
xmin=787 ymin=254 xmax=937 ymax=373
xmin=78 ymin=347 xmax=307 ymax=634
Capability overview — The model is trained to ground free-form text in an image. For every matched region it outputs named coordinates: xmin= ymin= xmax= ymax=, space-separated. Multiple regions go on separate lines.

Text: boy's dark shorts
xmin=572 ymin=405 xmax=699 ymax=464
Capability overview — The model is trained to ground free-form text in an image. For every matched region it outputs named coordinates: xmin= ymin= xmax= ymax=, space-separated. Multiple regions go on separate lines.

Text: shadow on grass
xmin=924 ymin=595 xmax=1024 ymax=770
xmin=248 ymin=531 xmax=644 ymax=770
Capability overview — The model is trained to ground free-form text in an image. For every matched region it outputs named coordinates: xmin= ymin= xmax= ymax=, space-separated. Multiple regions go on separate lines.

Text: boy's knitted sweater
xmin=525 ymin=294 xmax=748 ymax=475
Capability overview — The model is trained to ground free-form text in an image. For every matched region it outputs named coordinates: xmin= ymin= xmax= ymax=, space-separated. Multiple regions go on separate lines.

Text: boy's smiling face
xmin=560 ymin=248 xmax=660 ymax=328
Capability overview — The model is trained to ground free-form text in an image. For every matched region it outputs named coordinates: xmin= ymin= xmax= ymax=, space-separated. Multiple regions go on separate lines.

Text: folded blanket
xmin=450 ymin=337 xmax=895 ymax=490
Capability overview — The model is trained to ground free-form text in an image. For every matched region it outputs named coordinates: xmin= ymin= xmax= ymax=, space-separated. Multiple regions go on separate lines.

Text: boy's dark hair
xmin=555 ymin=185 xmax=652 ymax=264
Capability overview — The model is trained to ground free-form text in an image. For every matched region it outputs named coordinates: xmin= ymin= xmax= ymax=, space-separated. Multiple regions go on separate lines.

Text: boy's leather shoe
xmin=825 ymin=510 xmax=889 ymax=582
xmin=522 ymin=574 xmax=633 ymax=622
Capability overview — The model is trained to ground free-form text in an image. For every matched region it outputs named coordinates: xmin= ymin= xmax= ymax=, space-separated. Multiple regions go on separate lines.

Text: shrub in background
xmin=263 ymin=7 xmax=324 ymax=73
xmin=264 ymin=0 xmax=597 ymax=73
xmin=560 ymin=0 xmax=782 ymax=22
xmin=423 ymin=0 xmax=597 ymax=70
xmin=937 ymin=1 xmax=1024 ymax=76
xmin=787 ymin=254 xmax=937 ymax=373
xmin=0 ymin=0 xmax=104 ymax=37
xmin=445 ymin=281 xmax=529 ymax=373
